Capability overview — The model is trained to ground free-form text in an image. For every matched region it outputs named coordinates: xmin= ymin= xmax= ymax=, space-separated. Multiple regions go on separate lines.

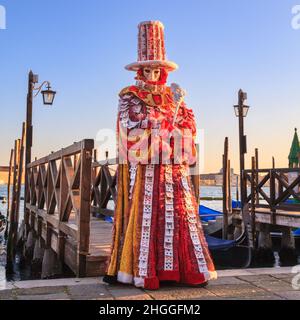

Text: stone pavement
xmin=0 ymin=267 xmax=299 ymax=300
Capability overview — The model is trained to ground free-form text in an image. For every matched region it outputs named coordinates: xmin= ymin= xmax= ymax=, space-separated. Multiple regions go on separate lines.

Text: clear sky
xmin=1 ymin=0 xmax=300 ymax=173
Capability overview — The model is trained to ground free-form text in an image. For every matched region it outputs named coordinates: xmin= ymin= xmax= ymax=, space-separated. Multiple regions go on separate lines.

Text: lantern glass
xmin=234 ymin=105 xmax=240 ymax=117
xmin=234 ymin=105 xmax=249 ymax=117
xmin=243 ymin=105 xmax=249 ymax=117
xmin=42 ymin=89 xmax=56 ymax=105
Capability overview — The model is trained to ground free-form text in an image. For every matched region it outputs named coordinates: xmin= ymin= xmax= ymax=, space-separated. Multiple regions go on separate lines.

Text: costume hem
xmin=158 ymin=270 xmax=180 ymax=282
xmin=117 ymin=271 xmax=133 ymax=284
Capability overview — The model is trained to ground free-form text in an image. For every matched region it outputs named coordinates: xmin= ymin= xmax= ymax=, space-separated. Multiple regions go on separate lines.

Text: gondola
xmin=0 ymin=212 xmax=6 ymax=239
xmin=199 ymin=201 xmax=300 ymax=268
xmin=199 ymin=204 xmax=252 ymax=268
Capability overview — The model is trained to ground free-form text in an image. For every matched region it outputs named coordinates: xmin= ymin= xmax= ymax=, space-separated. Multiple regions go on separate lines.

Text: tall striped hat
xmin=125 ymin=21 xmax=178 ymax=72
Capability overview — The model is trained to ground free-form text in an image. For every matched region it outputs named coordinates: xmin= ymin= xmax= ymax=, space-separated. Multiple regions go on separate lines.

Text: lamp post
xmin=24 ymin=71 xmax=56 ymax=211
xmin=234 ymin=89 xmax=250 ymax=210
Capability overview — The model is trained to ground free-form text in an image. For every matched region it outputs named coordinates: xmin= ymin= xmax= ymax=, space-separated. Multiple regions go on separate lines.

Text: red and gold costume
xmin=103 ymin=21 xmax=216 ymax=290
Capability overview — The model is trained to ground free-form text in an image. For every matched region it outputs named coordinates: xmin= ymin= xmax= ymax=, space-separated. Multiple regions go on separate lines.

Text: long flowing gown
xmin=104 ymin=84 xmax=217 ymax=290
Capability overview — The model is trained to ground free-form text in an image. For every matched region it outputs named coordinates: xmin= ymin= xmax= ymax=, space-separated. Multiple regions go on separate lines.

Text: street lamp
xmin=233 ymin=89 xmax=250 ymax=209
xmin=40 ymin=82 xmax=56 ymax=106
xmin=24 ymin=71 xmax=56 ymax=212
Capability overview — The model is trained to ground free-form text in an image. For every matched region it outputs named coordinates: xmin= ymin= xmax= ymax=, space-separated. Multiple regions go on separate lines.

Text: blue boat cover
xmin=105 ymin=216 xmax=114 ymax=223
xmin=205 ymin=235 xmax=236 ymax=250
xmin=232 ymin=200 xmax=241 ymax=208
xmin=294 ymin=228 xmax=300 ymax=236
xmin=199 ymin=205 xmax=222 ymax=221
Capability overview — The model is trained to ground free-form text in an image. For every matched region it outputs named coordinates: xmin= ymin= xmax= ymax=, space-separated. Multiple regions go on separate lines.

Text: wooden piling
xmin=250 ymin=156 xmax=256 ymax=244
xmin=4 ymin=149 xmax=14 ymax=239
xmin=10 ymin=140 xmax=19 ymax=223
xmin=255 ymin=148 xmax=259 ymax=205
xmin=7 ymin=139 xmax=20 ymax=264
xmin=227 ymin=159 xmax=232 ymax=213
xmin=236 ymin=175 xmax=239 ymax=203
xmin=13 ymin=123 xmax=25 ymax=249
xmin=222 ymin=137 xmax=229 ymax=239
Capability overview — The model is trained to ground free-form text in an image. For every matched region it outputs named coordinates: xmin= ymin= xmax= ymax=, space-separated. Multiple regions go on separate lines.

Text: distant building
xmin=0 ymin=166 xmax=9 ymax=185
xmin=201 ymin=168 xmax=238 ymax=186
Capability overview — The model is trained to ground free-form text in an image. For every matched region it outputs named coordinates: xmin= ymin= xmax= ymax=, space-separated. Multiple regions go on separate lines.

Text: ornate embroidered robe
xmin=104 ymin=85 xmax=217 ymax=290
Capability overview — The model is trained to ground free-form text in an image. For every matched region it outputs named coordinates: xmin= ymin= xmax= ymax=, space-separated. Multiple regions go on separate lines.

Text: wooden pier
xmin=241 ymin=167 xmax=300 ymax=259
xmin=23 ymin=140 xmax=112 ymax=277
xmin=244 ymin=168 xmax=300 ymax=228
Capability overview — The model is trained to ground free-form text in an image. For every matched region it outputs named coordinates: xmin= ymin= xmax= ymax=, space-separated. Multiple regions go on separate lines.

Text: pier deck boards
xmin=254 ymin=207 xmax=300 ymax=228
xmin=86 ymin=218 xmax=112 ymax=276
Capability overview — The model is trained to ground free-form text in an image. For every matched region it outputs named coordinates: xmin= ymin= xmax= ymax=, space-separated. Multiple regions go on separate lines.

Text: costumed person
xmin=103 ymin=21 xmax=217 ymax=290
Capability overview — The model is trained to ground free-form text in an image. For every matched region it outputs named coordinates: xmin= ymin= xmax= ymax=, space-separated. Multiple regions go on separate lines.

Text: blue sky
xmin=1 ymin=0 xmax=300 ymax=173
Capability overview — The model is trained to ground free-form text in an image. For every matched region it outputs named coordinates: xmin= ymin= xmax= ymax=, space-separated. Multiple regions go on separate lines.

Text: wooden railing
xmin=244 ymin=168 xmax=300 ymax=220
xmin=91 ymin=158 xmax=117 ymax=218
xmin=25 ymin=139 xmax=94 ymax=276
xmin=91 ymin=154 xmax=200 ymax=218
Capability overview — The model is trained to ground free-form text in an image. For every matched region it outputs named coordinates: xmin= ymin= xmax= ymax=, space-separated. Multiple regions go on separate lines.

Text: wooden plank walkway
xmin=86 ymin=218 xmax=112 ymax=276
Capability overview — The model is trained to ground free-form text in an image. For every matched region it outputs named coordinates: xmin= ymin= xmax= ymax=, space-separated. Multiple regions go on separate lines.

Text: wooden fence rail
xmin=24 ymin=139 xmax=94 ymax=277
xmin=91 ymin=158 xmax=117 ymax=218
xmin=244 ymin=168 xmax=300 ymax=228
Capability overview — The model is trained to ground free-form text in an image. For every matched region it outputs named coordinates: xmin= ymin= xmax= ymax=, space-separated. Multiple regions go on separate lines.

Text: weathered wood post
xmin=42 ymin=224 xmax=54 ymax=279
xmin=227 ymin=159 xmax=232 ymax=213
xmin=24 ymin=71 xmax=34 ymax=230
xmin=4 ymin=149 xmax=14 ymax=240
xmin=279 ymin=226 xmax=297 ymax=264
xmin=76 ymin=140 xmax=94 ymax=277
xmin=250 ymin=156 xmax=256 ymax=245
xmin=13 ymin=123 xmax=25 ymax=250
xmin=7 ymin=139 xmax=20 ymax=267
xmin=255 ymin=148 xmax=259 ymax=205
xmin=222 ymin=137 xmax=229 ymax=239
xmin=32 ymin=217 xmax=45 ymax=272
xmin=256 ymin=169 xmax=275 ymax=264
xmin=190 ymin=144 xmax=200 ymax=206
xmin=25 ymin=210 xmax=36 ymax=259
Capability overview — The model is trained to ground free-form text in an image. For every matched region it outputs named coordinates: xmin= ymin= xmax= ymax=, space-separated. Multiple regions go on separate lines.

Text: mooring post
xmin=255 ymin=148 xmax=259 ymax=205
xmin=7 ymin=139 xmax=20 ymax=266
xmin=222 ymin=137 xmax=229 ymax=239
xmin=32 ymin=217 xmax=45 ymax=271
xmin=4 ymin=149 xmax=14 ymax=240
xmin=13 ymin=123 xmax=25 ymax=251
xmin=77 ymin=141 xmax=93 ymax=277
xmin=191 ymin=144 xmax=200 ymax=206
xmin=25 ymin=211 xmax=36 ymax=259
xmin=42 ymin=224 xmax=61 ymax=279
xmin=279 ymin=226 xmax=297 ymax=264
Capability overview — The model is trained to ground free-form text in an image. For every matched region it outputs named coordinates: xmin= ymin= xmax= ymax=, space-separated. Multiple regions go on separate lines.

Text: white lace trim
xmin=164 ymin=165 xmax=175 ymax=271
xmin=117 ymin=271 xmax=133 ymax=284
xmin=129 ymin=164 xmax=137 ymax=200
xmin=138 ymin=164 xmax=155 ymax=278
xmin=180 ymin=166 xmax=209 ymax=275
xmin=134 ymin=277 xmax=145 ymax=288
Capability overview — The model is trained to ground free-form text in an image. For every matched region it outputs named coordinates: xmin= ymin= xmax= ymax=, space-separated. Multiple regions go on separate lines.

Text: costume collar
xmin=120 ymin=85 xmax=175 ymax=107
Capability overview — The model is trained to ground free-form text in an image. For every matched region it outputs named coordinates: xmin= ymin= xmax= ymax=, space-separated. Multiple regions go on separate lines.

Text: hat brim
xmin=125 ymin=60 xmax=178 ymax=72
